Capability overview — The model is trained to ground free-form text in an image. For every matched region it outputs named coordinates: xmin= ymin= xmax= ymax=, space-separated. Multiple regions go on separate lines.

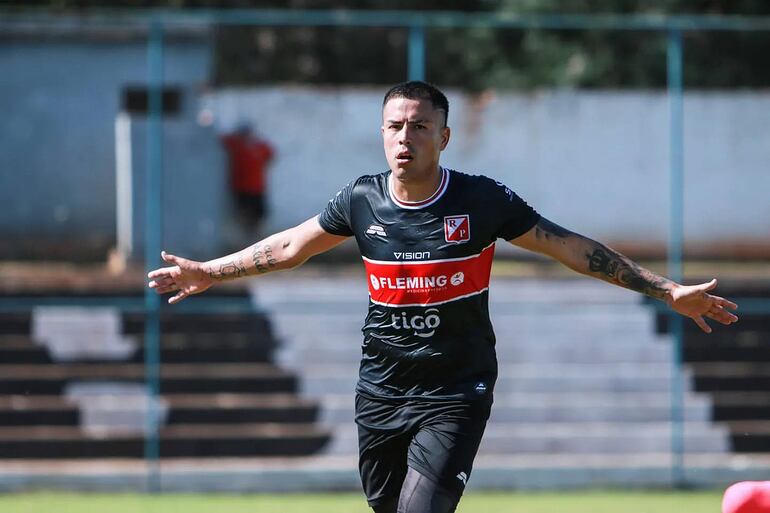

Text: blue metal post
xmin=144 ymin=17 xmax=164 ymax=493
xmin=407 ymin=24 xmax=425 ymax=81
xmin=667 ymin=28 xmax=685 ymax=488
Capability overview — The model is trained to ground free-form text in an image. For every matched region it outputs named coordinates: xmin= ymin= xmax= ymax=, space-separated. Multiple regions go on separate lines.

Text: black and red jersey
xmin=318 ymin=168 xmax=540 ymax=401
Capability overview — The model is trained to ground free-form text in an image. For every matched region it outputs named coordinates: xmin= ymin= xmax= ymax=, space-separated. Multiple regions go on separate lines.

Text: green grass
xmin=0 ymin=490 xmax=724 ymax=513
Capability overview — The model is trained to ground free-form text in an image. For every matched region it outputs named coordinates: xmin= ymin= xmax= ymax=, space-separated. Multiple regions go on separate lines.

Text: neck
xmin=390 ymin=166 xmax=443 ymax=203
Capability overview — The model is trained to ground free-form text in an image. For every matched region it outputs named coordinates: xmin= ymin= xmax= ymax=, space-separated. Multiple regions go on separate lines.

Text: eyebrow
xmin=385 ymin=119 xmax=432 ymax=124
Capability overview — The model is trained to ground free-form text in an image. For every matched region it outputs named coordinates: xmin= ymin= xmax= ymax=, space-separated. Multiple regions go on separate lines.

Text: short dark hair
xmin=382 ymin=81 xmax=449 ymax=126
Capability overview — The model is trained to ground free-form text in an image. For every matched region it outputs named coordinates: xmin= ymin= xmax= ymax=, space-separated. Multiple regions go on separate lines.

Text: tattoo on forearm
xmin=587 ymin=247 xmax=670 ymax=298
xmin=251 ymin=244 xmax=278 ymax=274
xmin=208 ymin=256 xmax=248 ymax=281
xmin=534 ymin=219 xmax=571 ymax=245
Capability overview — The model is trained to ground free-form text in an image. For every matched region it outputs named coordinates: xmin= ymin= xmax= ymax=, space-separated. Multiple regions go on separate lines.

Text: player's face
xmin=381 ymin=97 xmax=450 ymax=180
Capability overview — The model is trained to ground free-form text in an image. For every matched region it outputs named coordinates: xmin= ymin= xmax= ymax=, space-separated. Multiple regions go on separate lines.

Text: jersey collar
xmin=388 ymin=167 xmax=450 ymax=210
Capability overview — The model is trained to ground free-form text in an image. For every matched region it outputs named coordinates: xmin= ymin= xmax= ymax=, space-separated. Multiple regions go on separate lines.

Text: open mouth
xmin=396 ymin=152 xmax=413 ymax=162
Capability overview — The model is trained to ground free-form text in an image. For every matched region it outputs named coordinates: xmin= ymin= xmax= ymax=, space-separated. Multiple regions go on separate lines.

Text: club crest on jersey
xmin=444 ymin=215 xmax=470 ymax=244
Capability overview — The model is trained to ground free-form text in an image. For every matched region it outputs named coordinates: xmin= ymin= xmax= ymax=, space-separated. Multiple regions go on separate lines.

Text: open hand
xmin=147 ymin=251 xmax=214 ymax=304
xmin=667 ymin=278 xmax=738 ymax=333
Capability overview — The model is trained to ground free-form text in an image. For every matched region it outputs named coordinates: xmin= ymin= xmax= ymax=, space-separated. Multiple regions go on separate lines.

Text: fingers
xmin=692 ymin=315 xmax=712 ymax=334
xmin=148 ymin=254 xmax=180 ymax=279
xmin=703 ymin=293 xmax=739 ymax=328
xmin=147 ymin=268 xmax=173 ymax=279
xmin=148 ymin=251 xmax=183 ymax=280
xmin=711 ymin=295 xmax=738 ymax=311
xmin=147 ymin=250 xmax=192 ymax=304
xmin=705 ymin=305 xmax=739 ymax=325
xmin=153 ymin=284 xmax=179 ymax=295
xmin=168 ymin=290 xmax=188 ymax=304
xmin=162 ymin=250 xmax=186 ymax=267
xmin=702 ymin=278 xmax=718 ymax=292
xmin=148 ymin=276 xmax=175 ymax=289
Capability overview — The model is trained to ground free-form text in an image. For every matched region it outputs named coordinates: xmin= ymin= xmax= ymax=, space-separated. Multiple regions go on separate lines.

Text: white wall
xmin=0 ymin=37 xmax=226 ymax=260
xmin=208 ymin=87 xmax=770 ymax=253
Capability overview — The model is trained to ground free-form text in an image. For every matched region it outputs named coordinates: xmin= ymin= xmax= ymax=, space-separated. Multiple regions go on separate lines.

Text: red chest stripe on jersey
xmin=362 ymin=243 xmax=495 ymax=307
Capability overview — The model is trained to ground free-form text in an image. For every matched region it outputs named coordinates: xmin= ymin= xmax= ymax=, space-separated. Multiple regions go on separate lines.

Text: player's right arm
xmin=147 ymin=216 xmax=348 ymax=304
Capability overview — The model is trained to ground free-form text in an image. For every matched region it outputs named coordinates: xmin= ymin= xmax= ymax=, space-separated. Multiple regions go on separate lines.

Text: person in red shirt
xmin=221 ymin=123 xmax=275 ymax=238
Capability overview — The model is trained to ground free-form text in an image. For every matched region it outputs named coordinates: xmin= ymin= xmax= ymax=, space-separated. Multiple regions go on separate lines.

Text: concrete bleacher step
xmin=313 ymin=392 xmax=712 ymax=424
xmin=488 ymin=313 xmax=656 ymax=336
xmin=0 ymin=396 xmax=79 ymax=426
xmin=692 ymin=362 xmax=770 ymax=375
xmin=723 ymin=421 xmax=770 ymax=452
xmin=0 ymin=394 xmax=321 ymax=426
xmin=0 ymin=309 xmax=274 ymax=335
xmin=0 ymin=335 xmax=52 ymax=363
xmin=0 ymin=363 xmax=298 ymax=395
xmin=712 ymin=391 xmax=770 ymax=402
xmin=691 ymin=362 xmax=770 ymax=391
xmin=683 ymin=336 xmax=770 ymax=362
xmin=495 ymin=341 xmax=671 ymax=364
xmin=0 ymin=423 xmax=331 ymax=458
xmin=323 ymin=422 xmax=729 ymax=455
xmin=477 ymin=422 xmax=729 ymax=454
xmin=0 ymin=334 xmax=273 ymax=364
xmin=295 ymin=363 xmax=689 ymax=396
xmin=272 ymin=322 xmax=671 ymax=365
xmin=0 ymin=292 xmax=337 ymax=459
xmin=121 ymin=311 xmax=274 ymax=336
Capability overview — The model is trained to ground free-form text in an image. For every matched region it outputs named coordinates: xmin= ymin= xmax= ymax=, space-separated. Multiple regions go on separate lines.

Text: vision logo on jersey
xmin=444 ymin=215 xmax=470 ymax=243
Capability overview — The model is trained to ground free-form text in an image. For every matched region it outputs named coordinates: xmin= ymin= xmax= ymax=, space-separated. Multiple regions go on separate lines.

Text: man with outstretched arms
xmin=148 ymin=81 xmax=738 ymax=513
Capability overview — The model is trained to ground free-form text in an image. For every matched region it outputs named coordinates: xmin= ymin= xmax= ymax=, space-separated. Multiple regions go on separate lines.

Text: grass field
xmin=0 ymin=490 xmax=724 ymax=513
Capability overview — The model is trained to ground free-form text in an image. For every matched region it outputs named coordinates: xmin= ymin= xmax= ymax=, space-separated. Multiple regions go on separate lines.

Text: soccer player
xmin=148 ymin=81 xmax=739 ymax=513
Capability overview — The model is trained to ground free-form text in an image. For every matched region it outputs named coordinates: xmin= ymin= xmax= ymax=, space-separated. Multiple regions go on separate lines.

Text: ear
xmin=439 ymin=126 xmax=451 ymax=150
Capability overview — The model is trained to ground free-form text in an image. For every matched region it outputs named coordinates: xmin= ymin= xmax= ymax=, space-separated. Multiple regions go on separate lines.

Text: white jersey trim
xmin=369 ymin=287 xmax=490 ymax=308
xmin=388 ymin=167 xmax=450 ymax=210
xmin=362 ymin=241 xmax=495 ymax=266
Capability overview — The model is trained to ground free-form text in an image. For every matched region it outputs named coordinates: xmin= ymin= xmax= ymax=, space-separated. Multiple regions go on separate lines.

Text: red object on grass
xmin=723 ymin=482 xmax=770 ymax=513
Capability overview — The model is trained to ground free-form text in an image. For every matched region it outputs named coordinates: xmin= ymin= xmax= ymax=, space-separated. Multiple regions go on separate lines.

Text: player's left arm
xmin=509 ymin=217 xmax=739 ymax=333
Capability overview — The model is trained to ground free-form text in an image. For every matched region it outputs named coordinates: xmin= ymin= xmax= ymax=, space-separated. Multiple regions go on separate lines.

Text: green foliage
xmin=3 ymin=0 xmax=770 ymax=89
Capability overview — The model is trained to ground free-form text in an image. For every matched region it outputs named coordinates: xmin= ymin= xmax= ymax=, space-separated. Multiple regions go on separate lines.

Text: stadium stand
xmin=0 ymin=288 xmax=330 ymax=458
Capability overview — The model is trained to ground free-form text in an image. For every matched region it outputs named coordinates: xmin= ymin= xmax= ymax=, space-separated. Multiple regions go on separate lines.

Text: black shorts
xmin=355 ymin=393 xmax=492 ymax=507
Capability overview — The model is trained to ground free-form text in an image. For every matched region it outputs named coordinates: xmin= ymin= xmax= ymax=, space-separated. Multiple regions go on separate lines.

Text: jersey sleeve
xmin=489 ymin=179 xmax=541 ymax=241
xmin=318 ymin=180 xmax=355 ymax=237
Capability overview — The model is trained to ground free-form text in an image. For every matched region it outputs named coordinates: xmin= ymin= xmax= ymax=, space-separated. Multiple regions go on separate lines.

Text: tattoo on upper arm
xmin=586 ymin=247 xmax=669 ymax=298
xmin=251 ymin=244 xmax=278 ymax=274
xmin=534 ymin=218 xmax=571 ymax=245
xmin=208 ymin=256 xmax=248 ymax=281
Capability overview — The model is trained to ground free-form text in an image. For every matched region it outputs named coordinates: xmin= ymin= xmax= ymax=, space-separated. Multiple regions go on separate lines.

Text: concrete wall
xmin=1 ymin=33 xmax=768 ymax=261
xmin=0 ymin=34 xmax=226 ymax=260
xmin=210 ymin=88 xmax=770 ymax=256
